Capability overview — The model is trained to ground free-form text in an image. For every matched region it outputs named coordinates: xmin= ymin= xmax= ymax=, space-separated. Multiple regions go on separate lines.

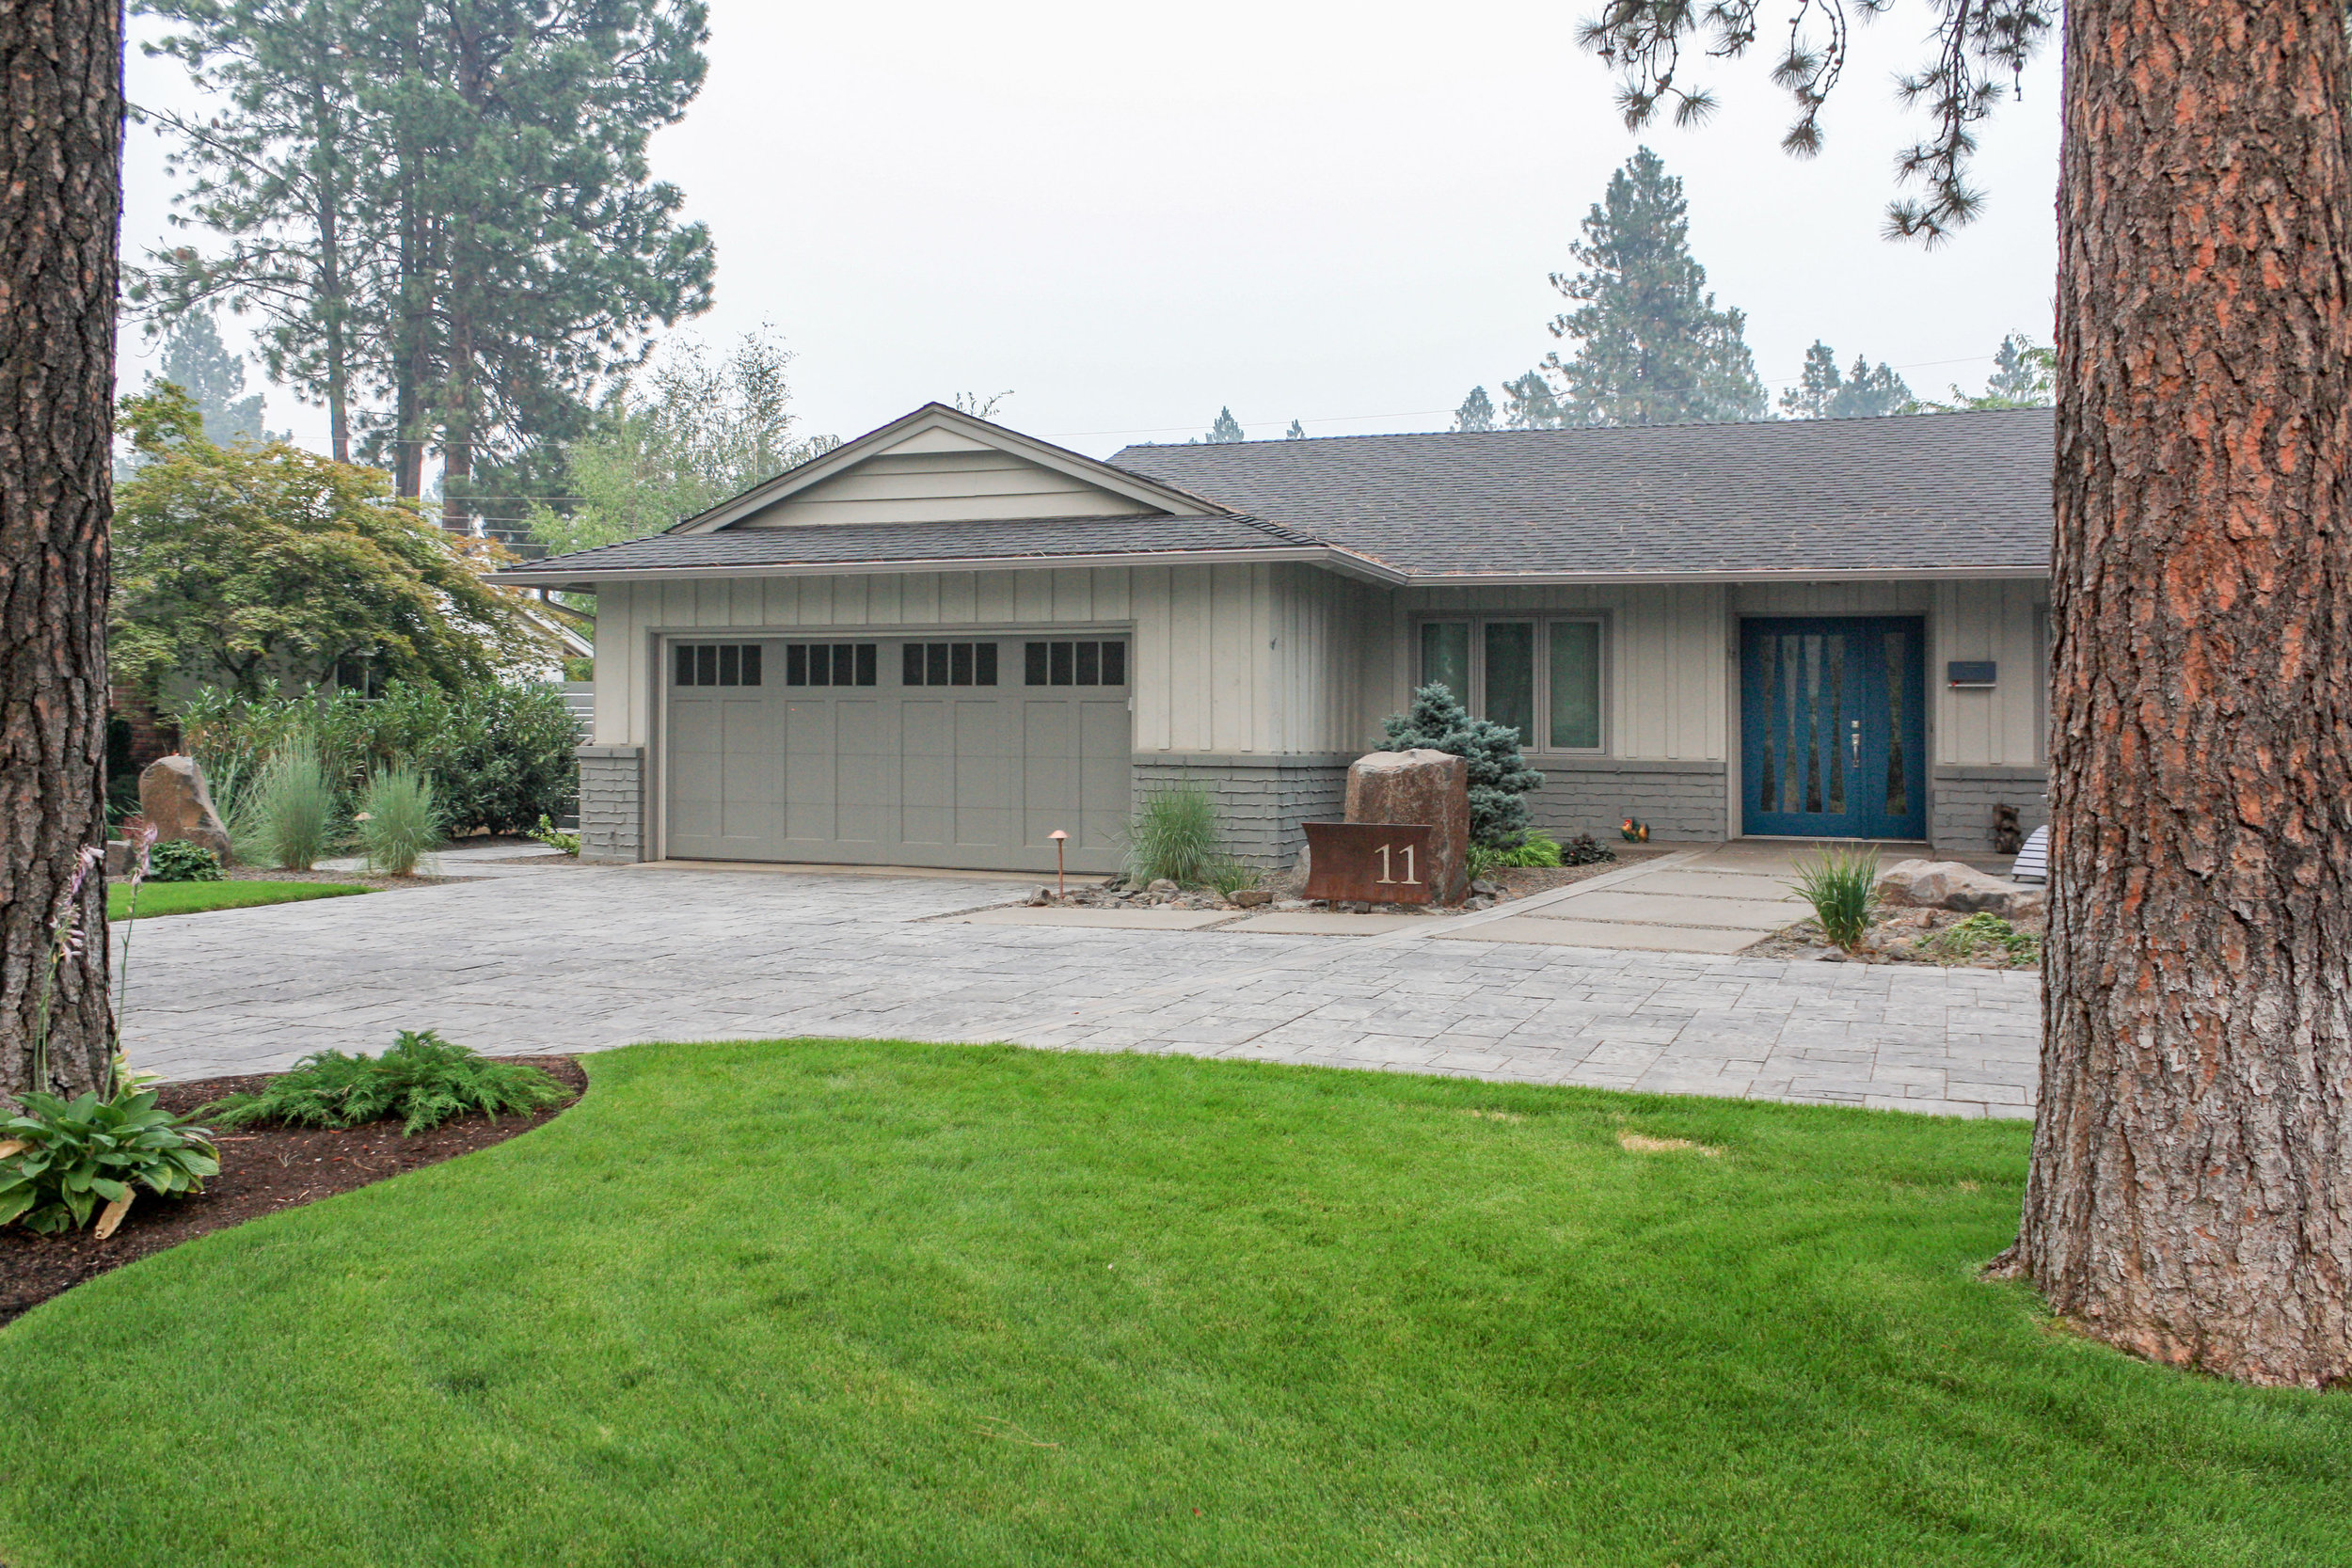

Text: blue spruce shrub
xmin=1380 ymin=683 xmax=1546 ymax=849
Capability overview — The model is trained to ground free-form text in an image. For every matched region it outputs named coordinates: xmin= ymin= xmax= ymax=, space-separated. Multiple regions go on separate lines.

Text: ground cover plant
xmin=0 ymin=1039 xmax=2343 ymax=1566
xmin=208 ymin=1031 xmax=569 ymax=1136
xmin=143 ymin=840 xmax=222 ymax=883
xmin=105 ymin=880 xmax=370 ymax=922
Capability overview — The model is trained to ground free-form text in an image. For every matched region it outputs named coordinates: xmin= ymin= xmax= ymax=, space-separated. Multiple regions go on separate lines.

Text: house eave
xmin=1391 ymin=564 xmax=2050 ymax=588
xmin=493 ymin=544 xmax=1410 ymax=594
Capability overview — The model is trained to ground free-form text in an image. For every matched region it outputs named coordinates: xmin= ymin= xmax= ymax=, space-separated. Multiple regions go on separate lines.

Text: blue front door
xmin=1740 ymin=617 xmax=1927 ymax=840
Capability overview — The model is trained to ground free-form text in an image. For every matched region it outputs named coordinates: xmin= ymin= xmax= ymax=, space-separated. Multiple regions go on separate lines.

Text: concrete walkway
xmin=118 ymin=862 xmax=2041 ymax=1119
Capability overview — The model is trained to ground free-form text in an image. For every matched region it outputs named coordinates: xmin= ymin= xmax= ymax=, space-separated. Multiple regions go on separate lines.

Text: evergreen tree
xmin=1379 ymin=683 xmax=1546 ymax=849
xmin=1453 ymin=386 xmax=1497 ymax=432
xmin=1779 ymin=341 xmax=1915 ymax=418
xmin=1502 ymin=370 xmax=1565 ymax=429
xmin=1193 ymin=406 xmax=1245 ymax=443
xmin=1514 ymin=149 xmax=1767 ymax=427
xmin=135 ymin=0 xmax=718 ymax=524
xmin=151 ymin=310 xmax=275 ymax=445
xmin=1284 ymin=419 xmax=1307 ymax=439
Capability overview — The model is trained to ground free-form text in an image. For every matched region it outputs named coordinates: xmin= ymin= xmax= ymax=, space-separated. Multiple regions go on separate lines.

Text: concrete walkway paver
xmin=118 ymin=862 xmax=2042 ymax=1119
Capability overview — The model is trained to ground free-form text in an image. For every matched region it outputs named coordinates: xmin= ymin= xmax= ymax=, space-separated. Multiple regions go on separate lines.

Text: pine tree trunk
xmin=2009 ymin=0 xmax=2352 ymax=1386
xmin=0 ymin=0 xmax=120 ymax=1101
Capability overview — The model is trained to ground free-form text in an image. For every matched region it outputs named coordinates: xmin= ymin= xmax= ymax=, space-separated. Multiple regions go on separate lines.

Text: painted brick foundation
xmin=577 ymin=745 xmax=644 ymax=863
xmin=1930 ymin=766 xmax=2048 ymax=855
xmin=1131 ymin=753 xmax=1350 ymax=870
xmin=1525 ymin=757 xmax=1728 ymax=843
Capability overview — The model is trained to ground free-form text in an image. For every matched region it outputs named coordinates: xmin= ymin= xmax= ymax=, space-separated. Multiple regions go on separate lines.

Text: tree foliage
xmin=1778 ymin=341 xmax=1915 ymax=418
xmin=148 ymin=309 xmax=276 ymax=445
xmin=131 ymin=0 xmax=718 ymax=518
xmin=1453 ymin=386 xmax=1497 ymax=432
xmin=525 ymin=327 xmax=834 ymax=556
xmin=1578 ymin=0 xmax=2056 ymax=242
xmin=111 ymin=386 xmax=548 ymax=697
xmin=1926 ymin=332 xmax=2055 ymax=409
xmin=1380 ymin=683 xmax=1546 ymax=849
xmin=1194 ymin=406 xmax=1246 ymax=444
xmin=1513 ymin=148 xmax=1767 ymax=427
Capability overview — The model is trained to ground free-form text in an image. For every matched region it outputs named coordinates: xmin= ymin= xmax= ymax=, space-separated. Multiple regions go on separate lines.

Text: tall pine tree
xmin=151 ymin=310 xmax=276 ymax=444
xmin=134 ymin=0 xmax=717 ymax=527
xmin=1515 ymin=148 xmax=1766 ymax=427
xmin=1778 ymin=341 xmax=1915 ymax=418
xmin=1453 ymin=386 xmax=1497 ymax=432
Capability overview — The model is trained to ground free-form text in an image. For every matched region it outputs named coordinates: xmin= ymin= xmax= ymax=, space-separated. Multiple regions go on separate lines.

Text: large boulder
xmin=1343 ymin=748 xmax=1470 ymax=904
xmin=1876 ymin=858 xmax=2042 ymax=920
xmin=138 ymin=754 xmax=235 ymax=865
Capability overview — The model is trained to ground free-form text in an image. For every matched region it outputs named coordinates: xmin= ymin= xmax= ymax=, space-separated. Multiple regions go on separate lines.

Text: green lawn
xmin=0 ymin=1039 xmax=2344 ymax=1566
xmin=108 ymin=879 xmax=373 ymax=921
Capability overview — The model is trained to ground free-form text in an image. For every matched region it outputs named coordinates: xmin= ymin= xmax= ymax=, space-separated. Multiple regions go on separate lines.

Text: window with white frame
xmin=1416 ymin=617 xmax=1605 ymax=752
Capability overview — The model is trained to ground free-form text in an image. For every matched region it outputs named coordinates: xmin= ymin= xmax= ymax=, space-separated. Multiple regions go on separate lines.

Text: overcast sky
xmin=119 ymin=0 xmax=2060 ymax=462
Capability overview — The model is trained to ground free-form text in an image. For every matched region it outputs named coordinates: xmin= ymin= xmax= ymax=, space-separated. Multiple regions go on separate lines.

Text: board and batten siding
xmin=590 ymin=562 xmax=1390 ymax=757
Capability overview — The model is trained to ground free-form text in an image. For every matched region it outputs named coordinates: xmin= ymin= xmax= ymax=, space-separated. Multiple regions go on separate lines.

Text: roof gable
xmin=675 ymin=404 xmax=1228 ymax=532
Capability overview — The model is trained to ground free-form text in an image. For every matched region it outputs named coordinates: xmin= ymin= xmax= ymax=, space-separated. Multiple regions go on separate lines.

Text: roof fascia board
xmin=1393 ymin=565 xmax=2049 ymax=586
xmin=495 ymin=546 xmax=1408 ymax=594
xmin=670 ymin=404 xmax=1232 ymax=534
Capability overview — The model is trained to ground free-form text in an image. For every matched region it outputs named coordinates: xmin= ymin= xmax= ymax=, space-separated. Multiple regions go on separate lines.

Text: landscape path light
xmin=1050 ymin=830 xmax=1069 ymax=897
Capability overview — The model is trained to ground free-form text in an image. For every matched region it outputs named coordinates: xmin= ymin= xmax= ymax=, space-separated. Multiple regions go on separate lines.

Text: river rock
xmin=1876 ymin=858 xmax=2042 ymax=920
xmin=1343 ymin=748 xmax=1470 ymax=904
xmin=137 ymin=754 xmax=234 ymax=865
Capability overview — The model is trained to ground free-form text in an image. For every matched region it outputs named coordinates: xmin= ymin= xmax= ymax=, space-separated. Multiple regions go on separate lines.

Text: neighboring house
xmin=496 ymin=403 xmax=2051 ymax=872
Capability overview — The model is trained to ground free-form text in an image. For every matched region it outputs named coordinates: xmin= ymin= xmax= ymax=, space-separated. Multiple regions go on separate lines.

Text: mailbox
xmin=1947 ymin=660 xmax=1997 ymax=689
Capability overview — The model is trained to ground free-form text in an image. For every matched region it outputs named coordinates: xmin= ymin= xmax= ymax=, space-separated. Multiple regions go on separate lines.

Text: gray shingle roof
xmin=1109 ymin=407 xmax=2054 ymax=576
xmin=496 ymin=513 xmax=1324 ymax=582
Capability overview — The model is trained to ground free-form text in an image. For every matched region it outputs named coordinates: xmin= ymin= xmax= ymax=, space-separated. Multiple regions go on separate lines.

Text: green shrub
xmin=207 ymin=1030 xmax=569 ymax=1136
xmin=562 ymin=656 xmax=594 ymax=683
xmin=1207 ymin=857 xmax=1259 ymax=898
xmin=356 ymin=765 xmax=443 ymax=876
xmin=1123 ymin=784 xmax=1227 ymax=887
xmin=1499 ymin=828 xmax=1565 ymax=868
xmin=175 ymin=677 xmax=580 ymax=836
xmin=145 ymin=839 xmax=224 ymax=883
xmin=246 ymin=733 xmax=339 ymax=870
xmin=1928 ymin=911 xmax=2042 ymax=967
xmin=1792 ymin=846 xmax=1881 ymax=949
xmin=1379 ymin=683 xmax=1546 ymax=849
xmin=0 ymin=1086 xmax=218 ymax=1235
xmin=528 ymin=815 xmax=581 ymax=856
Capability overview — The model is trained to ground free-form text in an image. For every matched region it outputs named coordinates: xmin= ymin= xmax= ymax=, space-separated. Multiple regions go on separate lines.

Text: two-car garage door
xmin=664 ymin=634 xmax=1131 ymax=872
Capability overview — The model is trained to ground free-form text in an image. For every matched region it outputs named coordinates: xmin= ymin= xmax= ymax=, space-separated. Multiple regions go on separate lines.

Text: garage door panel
xmin=1078 ymin=699 xmax=1130 ymax=852
xmin=668 ymin=634 xmax=1129 ymax=872
xmin=955 ymin=698 xmax=1018 ymax=848
xmin=899 ymin=701 xmax=950 ymax=847
xmin=784 ymin=699 xmax=834 ymax=842
xmin=834 ymin=701 xmax=887 ymax=843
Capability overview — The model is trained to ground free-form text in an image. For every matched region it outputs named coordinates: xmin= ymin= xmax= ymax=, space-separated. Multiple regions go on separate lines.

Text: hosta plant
xmin=0 ymin=1088 xmax=219 ymax=1237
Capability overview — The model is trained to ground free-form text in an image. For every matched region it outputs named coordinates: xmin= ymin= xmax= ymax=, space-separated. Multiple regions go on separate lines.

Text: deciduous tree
xmin=1581 ymin=0 xmax=2352 ymax=1387
xmin=525 ymin=328 xmax=833 ymax=557
xmin=0 ymin=0 xmax=119 ymax=1101
xmin=112 ymin=387 xmax=547 ymax=697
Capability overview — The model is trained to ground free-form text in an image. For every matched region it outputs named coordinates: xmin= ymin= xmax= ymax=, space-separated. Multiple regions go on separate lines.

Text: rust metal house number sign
xmin=1302 ymin=822 xmax=1437 ymax=905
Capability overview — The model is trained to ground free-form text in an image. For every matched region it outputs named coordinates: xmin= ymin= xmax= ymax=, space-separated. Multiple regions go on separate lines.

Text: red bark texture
xmin=0 ymin=0 xmax=120 ymax=1100
xmin=2020 ymin=0 xmax=2352 ymax=1385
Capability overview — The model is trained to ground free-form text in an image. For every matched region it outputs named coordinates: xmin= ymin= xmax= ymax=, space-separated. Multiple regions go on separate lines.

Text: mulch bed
xmin=0 ymin=1056 xmax=586 ymax=1326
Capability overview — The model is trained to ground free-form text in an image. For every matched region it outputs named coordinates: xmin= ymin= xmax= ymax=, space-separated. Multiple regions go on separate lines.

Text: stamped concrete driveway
xmin=119 ymin=863 xmax=2042 ymax=1119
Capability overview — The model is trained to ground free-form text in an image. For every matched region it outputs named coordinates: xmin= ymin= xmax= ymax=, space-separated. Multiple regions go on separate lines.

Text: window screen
xmin=673 ymin=643 xmax=763 ymax=688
